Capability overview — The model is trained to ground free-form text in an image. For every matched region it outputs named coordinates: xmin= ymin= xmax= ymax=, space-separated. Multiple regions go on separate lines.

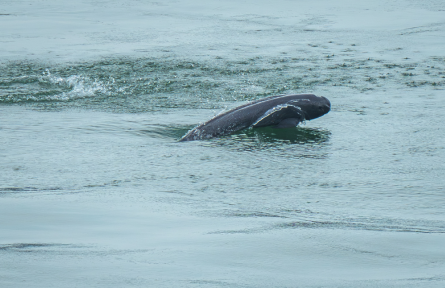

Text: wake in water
xmin=1 ymin=56 xmax=444 ymax=110
xmin=0 ymin=66 xmax=114 ymax=103
xmin=41 ymin=70 xmax=110 ymax=101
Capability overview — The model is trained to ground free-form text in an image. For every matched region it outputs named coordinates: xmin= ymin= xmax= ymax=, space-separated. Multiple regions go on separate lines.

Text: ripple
xmin=276 ymin=218 xmax=445 ymax=234
xmin=1 ymin=55 xmax=444 ymax=111
xmin=196 ymin=127 xmax=331 ymax=157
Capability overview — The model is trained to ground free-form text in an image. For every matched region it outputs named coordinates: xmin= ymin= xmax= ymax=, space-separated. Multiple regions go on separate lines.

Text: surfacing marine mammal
xmin=180 ymin=94 xmax=330 ymax=141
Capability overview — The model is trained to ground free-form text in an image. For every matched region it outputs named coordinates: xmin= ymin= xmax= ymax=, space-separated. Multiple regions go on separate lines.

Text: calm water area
xmin=1 ymin=1 xmax=445 ymax=287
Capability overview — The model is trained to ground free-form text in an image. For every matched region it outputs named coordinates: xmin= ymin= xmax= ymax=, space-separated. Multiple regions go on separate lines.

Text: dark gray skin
xmin=180 ymin=94 xmax=331 ymax=141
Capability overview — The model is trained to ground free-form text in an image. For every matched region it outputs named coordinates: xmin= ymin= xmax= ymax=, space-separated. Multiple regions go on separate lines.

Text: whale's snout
xmin=321 ymin=96 xmax=331 ymax=110
xmin=317 ymin=96 xmax=331 ymax=115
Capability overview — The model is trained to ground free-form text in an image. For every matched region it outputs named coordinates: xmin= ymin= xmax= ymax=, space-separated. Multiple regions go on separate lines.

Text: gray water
xmin=1 ymin=1 xmax=445 ymax=287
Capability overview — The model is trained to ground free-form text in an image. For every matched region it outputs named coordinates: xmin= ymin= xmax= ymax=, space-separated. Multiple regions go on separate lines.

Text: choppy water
xmin=1 ymin=1 xmax=445 ymax=287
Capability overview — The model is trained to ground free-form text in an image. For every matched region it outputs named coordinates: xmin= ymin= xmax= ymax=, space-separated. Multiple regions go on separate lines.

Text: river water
xmin=1 ymin=1 xmax=445 ymax=287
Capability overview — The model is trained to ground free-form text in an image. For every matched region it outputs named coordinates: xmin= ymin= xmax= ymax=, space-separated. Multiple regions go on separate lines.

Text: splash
xmin=42 ymin=70 xmax=110 ymax=101
xmin=0 ymin=67 xmax=112 ymax=103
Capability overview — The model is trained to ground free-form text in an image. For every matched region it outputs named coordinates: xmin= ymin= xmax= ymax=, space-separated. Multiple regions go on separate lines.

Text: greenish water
xmin=1 ymin=55 xmax=444 ymax=287
xmin=1 ymin=56 xmax=444 ymax=111
xmin=1 ymin=1 xmax=445 ymax=287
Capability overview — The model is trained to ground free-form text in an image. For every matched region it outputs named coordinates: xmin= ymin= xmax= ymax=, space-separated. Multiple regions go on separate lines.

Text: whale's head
xmin=289 ymin=95 xmax=330 ymax=121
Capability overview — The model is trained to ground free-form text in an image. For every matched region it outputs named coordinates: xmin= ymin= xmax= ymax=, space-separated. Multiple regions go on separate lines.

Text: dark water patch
xmin=221 ymin=208 xmax=318 ymax=219
xmin=198 ymin=127 xmax=331 ymax=157
xmin=0 ymin=243 xmax=72 ymax=252
xmin=402 ymin=72 xmax=416 ymax=76
xmin=208 ymin=228 xmax=265 ymax=235
xmin=137 ymin=124 xmax=194 ymax=140
xmin=187 ymin=280 xmax=238 ymax=287
xmin=406 ymin=80 xmax=444 ymax=88
xmin=404 ymin=276 xmax=445 ymax=282
xmin=277 ymin=218 xmax=445 ymax=234
xmin=0 ymin=187 xmax=39 ymax=192
xmin=1 ymin=55 xmax=444 ymax=112
xmin=0 ymin=243 xmax=151 ymax=258
xmin=237 ymin=126 xmax=331 ymax=144
xmin=211 ymin=218 xmax=445 ymax=235
xmin=0 ymin=187 xmax=62 ymax=195
xmin=76 ymin=119 xmax=195 ymax=139
xmin=225 ymin=211 xmax=287 ymax=218
xmin=85 ymin=180 xmax=122 ymax=188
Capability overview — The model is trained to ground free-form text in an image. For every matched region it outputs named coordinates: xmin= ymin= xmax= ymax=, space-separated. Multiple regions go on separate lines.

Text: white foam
xmin=42 ymin=70 xmax=109 ymax=101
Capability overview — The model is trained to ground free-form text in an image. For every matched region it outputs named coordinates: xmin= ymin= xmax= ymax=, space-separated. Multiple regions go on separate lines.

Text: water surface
xmin=1 ymin=0 xmax=445 ymax=287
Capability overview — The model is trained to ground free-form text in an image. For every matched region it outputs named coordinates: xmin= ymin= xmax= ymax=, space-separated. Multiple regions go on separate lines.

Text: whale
xmin=180 ymin=94 xmax=330 ymax=141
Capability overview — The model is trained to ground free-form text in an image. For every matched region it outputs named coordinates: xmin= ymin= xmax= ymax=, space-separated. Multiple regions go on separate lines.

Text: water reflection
xmin=235 ymin=126 xmax=331 ymax=144
xmin=165 ymin=126 xmax=331 ymax=144
xmin=137 ymin=124 xmax=194 ymax=139
xmin=203 ymin=127 xmax=331 ymax=157
xmin=136 ymin=124 xmax=331 ymax=158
